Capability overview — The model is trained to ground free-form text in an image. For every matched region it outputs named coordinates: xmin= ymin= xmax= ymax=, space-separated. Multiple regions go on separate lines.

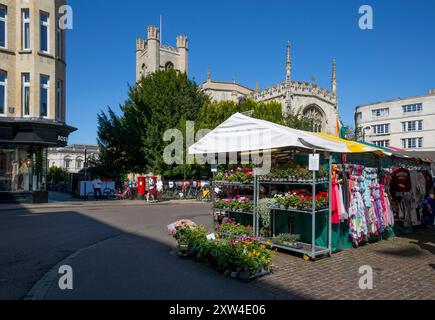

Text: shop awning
xmin=314 ymin=133 xmax=386 ymax=155
xmin=189 ymin=113 xmax=357 ymax=155
xmin=357 ymin=141 xmax=411 ymax=159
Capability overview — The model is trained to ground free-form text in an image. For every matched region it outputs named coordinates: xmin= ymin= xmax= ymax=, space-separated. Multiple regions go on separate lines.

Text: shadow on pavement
xmin=375 ymin=228 xmax=435 ymax=257
xmin=0 ymin=202 xmax=307 ymax=300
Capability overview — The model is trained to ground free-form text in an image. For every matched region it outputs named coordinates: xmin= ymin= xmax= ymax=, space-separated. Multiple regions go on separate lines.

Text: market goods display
xmin=170 ymin=221 xmax=274 ymax=280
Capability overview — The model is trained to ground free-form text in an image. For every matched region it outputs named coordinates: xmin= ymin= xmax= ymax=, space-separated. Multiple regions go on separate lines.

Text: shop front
xmin=0 ymin=119 xmax=76 ymax=204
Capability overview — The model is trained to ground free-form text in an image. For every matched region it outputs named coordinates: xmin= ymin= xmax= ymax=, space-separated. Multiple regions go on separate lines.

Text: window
xmin=165 ymin=62 xmax=174 ymax=71
xmin=372 ymin=124 xmax=390 ymax=135
xmin=402 ymin=120 xmax=423 ymax=132
xmin=64 ymin=157 xmax=71 ymax=169
xmin=372 ymin=108 xmax=389 ymax=118
xmin=40 ymin=75 xmax=49 ymax=117
xmin=355 ymin=112 xmax=362 ymax=123
xmin=402 ymin=138 xmax=423 ymax=149
xmin=56 ymin=80 xmax=63 ymax=120
xmin=402 ymin=103 xmax=422 ymax=113
xmin=40 ymin=12 xmax=49 ymax=53
xmin=373 ymin=140 xmax=390 ymax=148
xmin=22 ymin=73 xmax=30 ymax=116
xmin=76 ymin=158 xmax=83 ymax=169
xmin=22 ymin=9 xmax=30 ymax=50
xmin=0 ymin=5 xmax=7 ymax=48
xmin=0 ymin=70 xmax=6 ymax=115
xmin=56 ymin=28 xmax=63 ymax=59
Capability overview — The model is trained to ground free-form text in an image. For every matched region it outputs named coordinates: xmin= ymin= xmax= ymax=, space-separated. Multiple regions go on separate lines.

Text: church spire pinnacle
xmin=286 ymin=41 xmax=291 ymax=83
xmin=331 ymin=59 xmax=337 ymax=94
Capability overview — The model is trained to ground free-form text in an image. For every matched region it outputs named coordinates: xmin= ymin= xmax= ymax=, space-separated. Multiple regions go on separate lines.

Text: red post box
xmin=137 ymin=176 xmax=146 ymax=199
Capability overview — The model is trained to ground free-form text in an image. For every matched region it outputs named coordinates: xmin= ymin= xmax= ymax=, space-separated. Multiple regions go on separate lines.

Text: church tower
xmin=331 ymin=59 xmax=337 ymax=95
xmin=136 ymin=26 xmax=189 ymax=81
xmin=285 ymin=41 xmax=293 ymax=113
xmin=147 ymin=26 xmax=160 ymax=75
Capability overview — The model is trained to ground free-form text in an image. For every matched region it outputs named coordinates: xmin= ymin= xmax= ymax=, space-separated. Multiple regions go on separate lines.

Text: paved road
xmin=0 ymin=202 xmax=277 ymax=300
xmin=1 ymin=202 xmax=434 ymax=300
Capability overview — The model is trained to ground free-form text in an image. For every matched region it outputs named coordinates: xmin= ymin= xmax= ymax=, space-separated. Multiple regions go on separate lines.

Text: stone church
xmin=136 ymin=27 xmax=340 ymax=135
xmin=136 ymin=26 xmax=188 ymax=80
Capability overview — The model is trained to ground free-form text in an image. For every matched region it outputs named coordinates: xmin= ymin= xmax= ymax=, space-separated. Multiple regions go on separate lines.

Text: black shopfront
xmin=0 ymin=119 xmax=76 ymax=203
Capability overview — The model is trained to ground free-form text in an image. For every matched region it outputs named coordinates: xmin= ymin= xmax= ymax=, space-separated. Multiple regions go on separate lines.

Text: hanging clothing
xmin=339 ymin=184 xmax=348 ymax=221
xmin=331 ymin=176 xmax=342 ymax=224
xmin=391 ymin=168 xmax=412 ymax=193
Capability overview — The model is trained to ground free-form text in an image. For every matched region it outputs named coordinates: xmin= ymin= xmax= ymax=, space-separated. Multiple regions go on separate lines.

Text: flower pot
xmin=238 ymin=271 xmax=252 ymax=282
xmin=283 ymin=242 xmax=303 ymax=249
xmin=177 ymin=243 xmax=190 ymax=257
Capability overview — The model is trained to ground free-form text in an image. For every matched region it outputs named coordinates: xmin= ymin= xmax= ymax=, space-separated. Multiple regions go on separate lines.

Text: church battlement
xmin=136 ymin=39 xmax=147 ymax=51
xmin=160 ymin=45 xmax=179 ymax=54
xmin=136 ymin=25 xmax=189 ymax=81
xmin=176 ymin=35 xmax=188 ymax=49
xmin=147 ymin=26 xmax=159 ymax=40
xmin=251 ymin=81 xmax=337 ymax=105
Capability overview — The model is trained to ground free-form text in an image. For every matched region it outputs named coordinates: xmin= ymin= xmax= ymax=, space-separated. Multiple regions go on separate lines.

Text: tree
xmin=284 ymin=111 xmax=316 ymax=132
xmin=97 ymin=69 xmax=208 ymax=177
xmin=47 ymin=166 xmax=69 ymax=183
xmin=197 ymin=99 xmax=285 ymax=131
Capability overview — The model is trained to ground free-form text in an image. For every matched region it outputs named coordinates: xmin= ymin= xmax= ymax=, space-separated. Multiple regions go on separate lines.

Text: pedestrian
xmin=92 ymin=176 xmax=103 ymax=200
xmin=146 ymin=176 xmax=156 ymax=203
xmin=423 ymin=193 xmax=435 ymax=227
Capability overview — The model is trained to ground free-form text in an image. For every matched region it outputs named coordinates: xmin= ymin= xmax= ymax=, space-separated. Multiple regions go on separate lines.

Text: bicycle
xmin=197 ymin=187 xmax=212 ymax=202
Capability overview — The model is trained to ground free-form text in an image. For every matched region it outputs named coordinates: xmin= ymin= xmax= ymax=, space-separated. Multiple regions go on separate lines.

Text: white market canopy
xmin=189 ymin=113 xmax=356 ymax=155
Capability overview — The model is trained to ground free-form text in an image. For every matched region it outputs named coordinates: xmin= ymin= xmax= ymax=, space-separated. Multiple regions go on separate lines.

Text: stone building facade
xmin=134 ymin=26 xmax=340 ymax=135
xmin=48 ymin=144 xmax=99 ymax=174
xmin=0 ymin=0 xmax=76 ymax=203
xmin=202 ymin=43 xmax=341 ymax=136
xmin=136 ymin=26 xmax=188 ymax=81
xmin=355 ymin=90 xmax=435 ymax=151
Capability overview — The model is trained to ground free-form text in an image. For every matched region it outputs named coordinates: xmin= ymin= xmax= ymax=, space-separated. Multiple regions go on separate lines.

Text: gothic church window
xmin=165 ymin=62 xmax=174 ymax=71
xmin=304 ymin=106 xmax=324 ymax=133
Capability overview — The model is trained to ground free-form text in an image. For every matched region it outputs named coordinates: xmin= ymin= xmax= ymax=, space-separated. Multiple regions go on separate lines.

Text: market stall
xmin=189 ymin=113 xmax=432 ymax=259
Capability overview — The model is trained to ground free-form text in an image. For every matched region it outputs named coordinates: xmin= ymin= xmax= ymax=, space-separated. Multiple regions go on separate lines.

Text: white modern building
xmin=47 ymin=144 xmax=99 ymax=174
xmin=355 ymin=90 xmax=435 ymax=151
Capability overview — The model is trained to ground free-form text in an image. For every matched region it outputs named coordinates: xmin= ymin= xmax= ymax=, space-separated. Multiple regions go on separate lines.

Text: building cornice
xmin=356 ymin=92 xmax=435 ymax=110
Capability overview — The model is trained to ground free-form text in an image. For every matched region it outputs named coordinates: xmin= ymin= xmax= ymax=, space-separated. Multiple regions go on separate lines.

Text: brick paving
xmin=252 ymin=228 xmax=435 ymax=300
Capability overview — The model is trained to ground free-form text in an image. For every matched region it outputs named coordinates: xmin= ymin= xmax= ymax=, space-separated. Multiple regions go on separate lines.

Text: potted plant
xmin=273 ymin=234 xmax=302 ymax=249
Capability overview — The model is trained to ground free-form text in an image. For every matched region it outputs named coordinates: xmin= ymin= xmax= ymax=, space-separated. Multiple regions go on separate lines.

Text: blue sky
xmin=66 ymin=0 xmax=435 ymax=144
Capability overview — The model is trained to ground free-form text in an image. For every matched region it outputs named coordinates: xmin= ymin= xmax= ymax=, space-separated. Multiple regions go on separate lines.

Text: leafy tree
xmin=197 ymin=99 xmax=285 ymax=131
xmin=285 ymin=111 xmax=316 ymax=132
xmin=47 ymin=166 xmax=69 ymax=183
xmin=97 ymin=70 xmax=208 ymax=178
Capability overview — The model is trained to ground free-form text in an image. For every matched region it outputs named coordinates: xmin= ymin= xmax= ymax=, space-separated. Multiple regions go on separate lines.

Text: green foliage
xmin=197 ymin=99 xmax=285 ymax=131
xmin=173 ymin=225 xmax=274 ymax=276
xmin=272 ymin=234 xmax=301 ymax=245
xmin=97 ymin=69 xmax=318 ymax=179
xmin=257 ymin=198 xmax=277 ymax=228
xmin=285 ymin=111 xmax=316 ymax=132
xmin=47 ymin=166 xmax=69 ymax=183
xmin=97 ymin=70 xmax=209 ymax=177
xmin=217 ymin=222 xmax=253 ymax=240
